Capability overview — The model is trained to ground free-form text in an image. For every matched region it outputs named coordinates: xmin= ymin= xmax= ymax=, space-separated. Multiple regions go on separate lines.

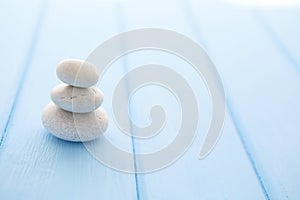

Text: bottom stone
xmin=41 ymin=102 xmax=108 ymax=142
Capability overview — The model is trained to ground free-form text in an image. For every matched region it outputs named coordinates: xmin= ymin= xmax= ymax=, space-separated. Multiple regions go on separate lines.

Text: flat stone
xmin=41 ymin=102 xmax=108 ymax=142
xmin=56 ymin=59 xmax=99 ymax=88
xmin=51 ymin=84 xmax=103 ymax=113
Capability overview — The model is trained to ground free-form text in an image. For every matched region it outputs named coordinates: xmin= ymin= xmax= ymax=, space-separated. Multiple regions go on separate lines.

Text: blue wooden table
xmin=0 ymin=0 xmax=299 ymax=199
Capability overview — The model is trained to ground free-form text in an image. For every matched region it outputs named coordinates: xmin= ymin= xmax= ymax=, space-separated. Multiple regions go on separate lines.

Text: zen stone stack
xmin=42 ymin=59 xmax=108 ymax=142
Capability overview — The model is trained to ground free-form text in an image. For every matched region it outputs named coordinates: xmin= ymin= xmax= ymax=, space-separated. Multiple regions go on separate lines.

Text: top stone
xmin=56 ymin=59 xmax=99 ymax=88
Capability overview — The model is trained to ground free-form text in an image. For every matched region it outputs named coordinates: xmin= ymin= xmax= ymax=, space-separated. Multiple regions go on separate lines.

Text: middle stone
xmin=51 ymin=83 xmax=104 ymax=113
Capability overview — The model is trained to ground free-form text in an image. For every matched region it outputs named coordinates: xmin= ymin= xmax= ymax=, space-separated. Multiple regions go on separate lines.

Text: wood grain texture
xmin=117 ymin=0 xmax=266 ymax=199
xmin=0 ymin=0 xmax=299 ymax=199
xmin=257 ymin=8 xmax=300 ymax=73
xmin=188 ymin=0 xmax=300 ymax=199
xmin=0 ymin=0 xmax=42 ymax=143
xmin=0 ymin=1 xmax=137 ymax=199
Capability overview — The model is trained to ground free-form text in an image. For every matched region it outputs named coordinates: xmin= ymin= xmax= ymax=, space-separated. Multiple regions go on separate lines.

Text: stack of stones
xmin=42 ymin=59 xmax=108 ymax=142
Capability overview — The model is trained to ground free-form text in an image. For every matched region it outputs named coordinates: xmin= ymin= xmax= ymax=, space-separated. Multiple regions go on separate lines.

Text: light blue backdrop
xmin=0 ymin=0 xmax=299 ymax=199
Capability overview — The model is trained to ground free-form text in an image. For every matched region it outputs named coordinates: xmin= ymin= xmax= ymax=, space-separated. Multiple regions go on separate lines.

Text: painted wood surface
xmin=0 ymin=0 xmax=42 ymax=143
xmin=0 ymin=0 xmax=299 ymax=199
xmin=187 ymin=0 xmax=300 ymax=199
xmin=119 ymin=0 xmax=266 ymax=199
xmin=0 ymin=0 xmax=137 ymax=199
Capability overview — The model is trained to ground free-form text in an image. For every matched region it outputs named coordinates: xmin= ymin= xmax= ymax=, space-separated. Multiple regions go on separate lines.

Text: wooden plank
xmin=0 ymin=0 xmax=42 ymax=142
xmin=0 ymin=1 xmax=137 ymax=199
xmin=255 ymin=8 xmax=300 ymax=73
xmin=188 ymin=0 xmax=300 ymax=199
xmin=117 ymin=0 xmax=266 ymax=199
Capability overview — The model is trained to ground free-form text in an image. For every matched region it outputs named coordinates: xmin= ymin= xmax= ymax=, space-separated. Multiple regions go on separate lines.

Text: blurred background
xmin=0 ymin=0 xmax=299 ymax=199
